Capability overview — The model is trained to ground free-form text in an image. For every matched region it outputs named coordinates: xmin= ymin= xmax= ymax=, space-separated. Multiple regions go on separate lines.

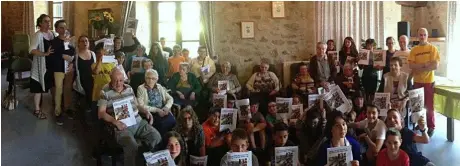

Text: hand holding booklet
xmin=143 ymin=150 xmax=175 ymax=166
xmin=112 ymin=97 xmax=137 ymax=127
xmin=227 ymin=151 xmax=253 ymax=166
xmin=275 ymin=146 xmax=299 ymax=166
xmin=190 ymin=155 xmax=208 ymax=166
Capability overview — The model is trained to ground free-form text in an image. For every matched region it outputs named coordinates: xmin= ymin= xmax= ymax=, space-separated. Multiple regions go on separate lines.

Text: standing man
xmin=394 ymin=35 xmax=413 ymax=89
xmin=408 ymin=28 xmax=440 ymax=137
xmin=160 ymin=37 xmax=174 ymax=57
xmin=49 ymin=20 xmax=75 ymax=125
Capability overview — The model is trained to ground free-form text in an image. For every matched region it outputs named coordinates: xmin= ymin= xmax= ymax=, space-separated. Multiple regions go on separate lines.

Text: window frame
xmin=48 ymin=1 xmax=63 ymax=30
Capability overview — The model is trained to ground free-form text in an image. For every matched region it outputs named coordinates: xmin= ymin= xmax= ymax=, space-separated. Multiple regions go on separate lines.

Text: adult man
xmin=98 ymin=68 xmax=161 ymax=166
xmin=160 ymin=37 xmax=173 ymax=57
xmin=49 ymin=20 xmax=75 ymax=125
xmin=408 ymin=28 xmax=440 ymax=137
xmin=394 ymin=35 xmax=413 ymax=89
xmin=308 ymin=42 xmax=338 ymax=90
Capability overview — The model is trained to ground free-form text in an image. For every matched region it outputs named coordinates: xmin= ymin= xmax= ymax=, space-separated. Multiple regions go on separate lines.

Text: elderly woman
xmin=317 ymin=111 xmax=361 ymax=166
xmin=29 ymin=14 xmax=55 ymax=119
xmin=149 ymin=42 xmax=168 ymax=86
xmin=167 ymin=63 xmax=202 ymax=106
xmin=137 ymin=69 xmax=176 ymax=135
xmin=208 ymin=61 xmax=241 ymax=97
xmin=381 ymin=57 xmax=410 ymax=117
xmin=190 ymin=46 xmax=216 ymax=84
xmin=246 ymin=58 xmax=280 ymax=115
xmin=385 ymin=109 xmax=434 ymax=166
xmin=173 ymin=106 xmax=206 ymax=162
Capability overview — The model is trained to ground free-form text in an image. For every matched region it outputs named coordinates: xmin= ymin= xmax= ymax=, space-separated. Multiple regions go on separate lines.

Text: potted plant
xmin=89 ymin=11 xmax=114 ymax=38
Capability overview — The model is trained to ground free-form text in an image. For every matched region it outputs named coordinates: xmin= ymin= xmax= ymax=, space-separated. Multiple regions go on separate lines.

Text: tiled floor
xmin=1 ymin=69 xmax=459 ymax=166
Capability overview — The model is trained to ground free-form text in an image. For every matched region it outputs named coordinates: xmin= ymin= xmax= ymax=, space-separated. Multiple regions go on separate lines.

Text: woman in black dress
xmin=29 ymin=14 xmax=55 ymax=119
xmin=73 ymin=35 xmax=95 ymax=113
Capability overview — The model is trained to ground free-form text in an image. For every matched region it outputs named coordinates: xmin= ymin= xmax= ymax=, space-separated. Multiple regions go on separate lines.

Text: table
xmin=434 ymin=85 xmax=460 ymax=142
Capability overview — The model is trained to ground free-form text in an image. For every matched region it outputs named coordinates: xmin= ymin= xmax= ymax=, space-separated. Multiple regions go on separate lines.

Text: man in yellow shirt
xmin=408 ymin=28 xmax=440 ymax=137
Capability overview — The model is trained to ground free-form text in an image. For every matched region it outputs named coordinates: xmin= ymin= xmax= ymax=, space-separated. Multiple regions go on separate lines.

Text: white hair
xmin=145 ymin=69 xmax=159 ymax=79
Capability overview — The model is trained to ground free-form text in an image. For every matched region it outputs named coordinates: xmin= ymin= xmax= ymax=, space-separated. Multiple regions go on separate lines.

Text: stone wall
xmin=213 ymin=1 xmax=316 ymax=82
xmin=73 ymin=1 xmax=123 ymax=38
xmin=401 ymin=1 xmax=448 ymax=37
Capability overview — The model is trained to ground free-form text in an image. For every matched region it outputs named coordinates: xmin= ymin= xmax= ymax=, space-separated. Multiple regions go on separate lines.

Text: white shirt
xmin=356 ymin=119 xmax=387 ymax=140
xmin=394 ymin=50 xmax=411 ymax=75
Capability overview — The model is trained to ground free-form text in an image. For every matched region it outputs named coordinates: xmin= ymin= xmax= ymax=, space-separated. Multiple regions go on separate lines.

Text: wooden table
xmin=434 ymin=85 xmax=460 ymax=142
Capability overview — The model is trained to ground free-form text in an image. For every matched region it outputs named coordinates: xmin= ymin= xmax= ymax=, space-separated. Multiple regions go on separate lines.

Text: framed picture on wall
xmin=241 ymin=21 xmax=255 ymax=39
xmin=272 ymin=1 xmax=285 ymax=18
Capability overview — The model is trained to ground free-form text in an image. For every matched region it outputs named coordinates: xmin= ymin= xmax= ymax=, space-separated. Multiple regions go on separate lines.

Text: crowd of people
xmin=26 ymin=13 xmax=440 ymax=166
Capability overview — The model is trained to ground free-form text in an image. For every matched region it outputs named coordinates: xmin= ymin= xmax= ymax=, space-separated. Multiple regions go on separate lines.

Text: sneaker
xmin=56 ymin=115 xmax=64 ymax=126
xmin=66 ymin=109 xmax=75 ymax=120
xmin=428 ymin=128 xmax=435 ymax=137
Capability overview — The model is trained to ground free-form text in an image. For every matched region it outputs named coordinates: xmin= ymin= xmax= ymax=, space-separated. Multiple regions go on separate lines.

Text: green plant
xmin=89 ymin=11 xmax=114 ymax=30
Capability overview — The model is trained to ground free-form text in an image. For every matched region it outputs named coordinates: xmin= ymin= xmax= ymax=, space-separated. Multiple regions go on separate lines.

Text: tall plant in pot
xmin=89 ymin=11 xmax=114 ymax=38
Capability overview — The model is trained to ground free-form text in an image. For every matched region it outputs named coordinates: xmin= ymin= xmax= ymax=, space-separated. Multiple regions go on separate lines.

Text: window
xmin=52 ymin=1 xmax=63 ymax=29
xmin=158 ymin=1 xmax=201 ymax=58
xmin=136 ymin=1 xmax=152 ymax=53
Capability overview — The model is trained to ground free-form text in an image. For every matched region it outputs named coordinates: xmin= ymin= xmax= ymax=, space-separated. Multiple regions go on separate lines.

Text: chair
xmin=10 ymin=57 xmax=32 ymax=110
xmin=12 ymin=33 xmax=30 ymax=58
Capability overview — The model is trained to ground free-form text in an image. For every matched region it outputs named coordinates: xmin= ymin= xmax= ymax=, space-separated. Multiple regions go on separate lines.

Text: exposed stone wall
xmin=213 ymin=1 xmax=316 ymax=82
xmin=401 ymin=1 xmax=448 ymax=37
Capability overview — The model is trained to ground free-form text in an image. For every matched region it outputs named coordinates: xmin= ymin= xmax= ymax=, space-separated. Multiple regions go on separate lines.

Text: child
xmin=268 ymin=122 xmax=296 ymax=165
xmin=296 ymin=105 xmax=327 ymax=165
xmin=220 ymin=128 xmax=260 ymax=166
xmin=348 ymin=104 xmax=387 ymax=163
xmin=376 ymin=128 xmax=410 ymax=166
xmin=114 ymin=51 xmax=128 ymax=82
xmin=227 ymin=94 xmax=236 ymax=108
xmin=243 ymin=101 xmax=267 ymax=150
xmin=265 ymin=101 xmax=279 ymax=129
xmin=203 ymin=107 xmax=232 ymax=166
xmin=346 ymin=110 xmax=358 ymax=138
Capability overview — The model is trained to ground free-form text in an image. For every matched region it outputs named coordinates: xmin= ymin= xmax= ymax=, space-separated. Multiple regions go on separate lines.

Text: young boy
xmin=203 ymin=107 xmax=232 ymax=166
xmin=244 ymin=101 xmax=267 ymax=150
xmin=268 ymin=122 xmax=296 ymax=165
xmin=376 ymin=128 xmax=410 ymax=166
xmin=265 ymin=101 xmax=279 ymax=129
xmin=220 ymin=128 xmax=260 ymax=166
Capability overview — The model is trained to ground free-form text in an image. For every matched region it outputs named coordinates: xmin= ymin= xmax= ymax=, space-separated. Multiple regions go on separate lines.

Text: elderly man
xmin=408 ymin=28 xmax=440 ymax=137
xmin=98 ymin=68 xmax=161 ymax=166
xmin=308 ymin=42 xmax=338 ymax=90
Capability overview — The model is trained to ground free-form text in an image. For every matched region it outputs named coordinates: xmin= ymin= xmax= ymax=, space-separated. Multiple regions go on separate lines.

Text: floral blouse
xmin=147 ymin=85 xmax=164 ymax=108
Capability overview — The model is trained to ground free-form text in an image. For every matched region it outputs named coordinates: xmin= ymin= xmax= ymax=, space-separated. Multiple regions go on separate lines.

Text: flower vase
xmin=97 ymin=28 xmax=108 ymax=38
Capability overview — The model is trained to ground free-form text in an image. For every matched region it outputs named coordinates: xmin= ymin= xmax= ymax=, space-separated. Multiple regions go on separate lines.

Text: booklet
xmin=220 ymin=108 xmax=238 ymax=132
xmin=103 ymin=39 xmax=114 ymax=56
xmin=112 ymin=97 xmax=137 ymax=127
xmin=201 ymin=65 xmax=210 ymax=75
xmin=213 ymin=93 xmax=227 ymax=108
xmin=327 ymin=146 xmax=353 ymax=166
xmin=218 ymin=80 xmax=230 ymax=92
xmin=102 ymin=55 xmax=118 ymax=64
xmin=227 ymin=151 xmax=253 ymax=166
xmin=236 ymin=99 xmax=251 ymax=121
xmin=131 ymin=56 xmax=145 ymax=73
xmin=289 ymin=104 xmax=303 ymax=121
xmin=143 ymin=150 xmax=176 ymax=166
xmin=308 ymin=94 xmax=319 ymax=109
xmin=373 ymin=50 xmax=385 ymax=67
xmin=190 ymin=155 xmax=208 ymax=166
xmin=373 ymin=93 xmax=391 ymax=116
xmin=409 ymin=88 xmax=425 ymax=113
xmin=358 ymin=49 xmax=370 ymax=65
xmin=276 ymin=97 xmax=293 ymax=120
xmin=323 ymin=85 xmax=352 ymax=113
xmin=328 ymin=51 xmax=340 ymax=71
xmin=345 ymin=56 xmax=355 ymax=65
xmin=275 ymin=146 xmax=299 ymax=166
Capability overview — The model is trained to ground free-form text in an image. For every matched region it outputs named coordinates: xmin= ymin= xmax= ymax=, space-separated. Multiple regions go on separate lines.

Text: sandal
xmin=33 ymin=110 xmax=47 ymax=119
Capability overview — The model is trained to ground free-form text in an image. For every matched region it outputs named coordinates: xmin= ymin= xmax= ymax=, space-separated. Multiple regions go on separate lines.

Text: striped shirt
xmin=98 ymin=83 xmax=141 ymax=122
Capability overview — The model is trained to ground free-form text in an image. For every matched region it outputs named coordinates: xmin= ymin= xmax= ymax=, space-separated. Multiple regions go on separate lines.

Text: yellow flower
xmin=103 ymin=11 xmax=109 ymax=17
xmin=109 ymin=18 xmax=114 ymax=23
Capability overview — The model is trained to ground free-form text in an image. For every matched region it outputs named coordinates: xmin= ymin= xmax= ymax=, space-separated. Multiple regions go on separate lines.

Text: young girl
xmin=376 ymin=128 xmax=410 ymax=166
xmin=163 ymin=131 xmax=187 ymax=166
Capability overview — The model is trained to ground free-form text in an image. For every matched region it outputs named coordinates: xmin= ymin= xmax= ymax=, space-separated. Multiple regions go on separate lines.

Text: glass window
xmin=158 ymin=2 xmax=176 ymax=22
xmin=136 ymin=1 xmax=152 ymax=53
xmin=53 ymin=3 xmax=62 ymax=17
xmin=182 ymin=41 xmax=200 ymax=58
xmin=159 ymin=22 xmax=177 ymax=43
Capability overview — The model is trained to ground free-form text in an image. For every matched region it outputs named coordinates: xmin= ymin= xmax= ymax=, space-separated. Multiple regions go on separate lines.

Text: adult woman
xmin=162 ymin=131 xmax=187 ymax=166
xmin=385 ymin=109 xmax=434 ymax=166
xmin=137 ymin=69 xmax=176 ymax=135
xmin=208 ymin=61 xmax=241 ymax=97
xmin=91 ymin=42 xmax=116 ymax=103
xmin=190 ymin=46 xmax=216 ymax=84
xmin=246 ymin=58 xmax=280 ymax=115
xmin=382 ymin=57 xmax=409 ymax=117
xmin=291 ymin=62 xmax=315 ymax=95
xmin=317 ymin=111 xmax=361 ymax=166
xmin=29 ymin=14 xmax=55 ymax=119
xmin=339 ymin=37 xmax=359 ymax=67
xmin=361 ymin=38 xmax=380 ymax=102
xmin=149 ymin=42 xmax=168 ymax=86
xmin=382 ymin=37 xmax=397 ymax=75
xmin=167 ymin=63 xmax=202 ymax=106
xmin=73 ymin=35 xmax=95 ymax=113
xmin=173 ymin=106 xmax=206 ymax=162
xmin=168 ymin=44 xmax=186 ymax=77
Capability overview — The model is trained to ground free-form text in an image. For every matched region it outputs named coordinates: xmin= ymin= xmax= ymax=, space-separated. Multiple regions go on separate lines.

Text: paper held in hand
xmin=373 ymin=93 xmax=391 ymax=116
xmin=131 ymin=56 xmax=145 ymax=73
xmin=323 ymin=85 xmax=352 ymax=113
xmin=201 ymin=65 xmax=210 ymax=75
xmin=289 ymin=104 xmax=303 ymax=121
xmin=236 ymin=99 xmax=251 ymax=121
xmin=373 ymin=50 xmax=385 ymax=67
xmin=276 ymin=97 xmax=293 ymax=120
xmin=227 ymin=151 xmax=253 ymax=166
xmin=327 ymin=146 xmax=353 ymax=166
xmin=212 ymin=94 xmax=227 ymax=108
xmin=143 ymin=150 xmax=176 ymax=166
xmin=275 ymin=146 xmax=299 ymax=166
xmin=220 ymin=108 xmax=237 ymax=132
xmin=102 ymin=55 xmax=118 ymax=64
xmin=190 ymin=155 xmax=208 ymax=166
xmin=112 ymin=97 xmax=137 ymax=127
xmin=358 ymin=49 xmax=370 ymax=65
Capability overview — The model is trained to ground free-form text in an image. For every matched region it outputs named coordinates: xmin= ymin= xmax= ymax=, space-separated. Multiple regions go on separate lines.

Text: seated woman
xmin=137 ymin=69 xmax=176 ymax=136
xmin=208 ymin=61 xmax=241 ymax=98
xmin=385 ymin=109 xmax=434 ymax=166
xmin=381 ymin=56 xmax=409 ymax=118
xmin=173 ymin=106 xmax=206 ymax=163
xmin=291 ymin=62 xmax=315 ymax=95
xmin=91 ymin=42 xmax=115 ymax=109
xmin=296 ymin=99 xmax=328 ymax=165
xmin=167 ymin=63 xmax=202 ymax=107
xmin=202 ymin=107 xmax=232 ymax=166
xmin=335 ymin=64 xmax=362 ymax=98
xmin=162 ymin=131 xmax=186 ymax=166
xmin=246 ymin=58 xmax=280 ymax=115
xmin=317 ymin=111 xmax=361 ymax=166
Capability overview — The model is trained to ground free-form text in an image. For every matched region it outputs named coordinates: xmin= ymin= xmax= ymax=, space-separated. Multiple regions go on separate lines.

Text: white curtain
xmin=446 ymin=1 xmax=460 ymax=82
xmin=200 ymin=1 xmax=217 ymax=62
xmin=315 ymin=1 xmax=384 ymax=49
xmin=23 ymin=1 xmax=35 ymax=34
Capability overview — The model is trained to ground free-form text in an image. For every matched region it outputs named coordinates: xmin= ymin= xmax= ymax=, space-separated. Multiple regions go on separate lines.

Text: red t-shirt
xmin=376 ymin=148 xmax=410 ymax=166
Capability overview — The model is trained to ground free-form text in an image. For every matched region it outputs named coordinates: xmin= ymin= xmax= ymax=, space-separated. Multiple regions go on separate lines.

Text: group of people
xmin=26 ymin=13 xmax=440 ymax=166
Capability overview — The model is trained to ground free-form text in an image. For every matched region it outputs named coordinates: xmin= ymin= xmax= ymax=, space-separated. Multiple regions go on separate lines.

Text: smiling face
xmin=390 ymin=60 xmax=401 ymax=74
xmin=399 ymin=36 xmax=408 ymax=50
xmin=386 ymin=111 xmax=402 ymax=130
xmin=167 ymin=136 xmax=181 ymax=159
xmin=331 ymin=117 xmax=347 ymax=139
xmin=209 ymin=111 xmax=220 ymax=127
xmin=366 ymin=106 xmax=379 ymax=123
xmin=385 ymin=135 xmax=402 ymax=153
xmin=327 ymin=41 xmax=335 ymax=50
